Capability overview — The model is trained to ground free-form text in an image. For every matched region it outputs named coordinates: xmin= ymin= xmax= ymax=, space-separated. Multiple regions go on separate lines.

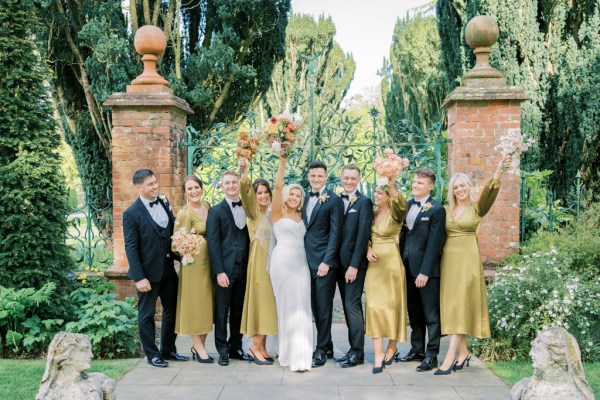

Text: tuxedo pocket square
xmin=347 ymin=209 xmax=358 ymax=213
xmin=421 ymin=217 xmax=430 ymax=221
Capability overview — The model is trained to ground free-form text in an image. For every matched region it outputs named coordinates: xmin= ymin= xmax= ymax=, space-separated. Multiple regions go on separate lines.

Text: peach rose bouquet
xmin=235 ymin=130 xmax=260 ymax=162
xmin=374 ymin=148 xmax=409 ymax=191
xmin=171 ymin=227 xmax=205 ymax=266
xmin=264 ymin=113 xmax=303 ymax=158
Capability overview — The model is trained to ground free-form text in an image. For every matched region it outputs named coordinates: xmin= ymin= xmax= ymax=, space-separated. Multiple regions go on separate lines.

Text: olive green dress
xmin=440 ymin=179 xmax=500 ymax=338
xmin=173 ymin=203 xmax=213 ymax=335
xmin=365 ymin=194 xmax=408 ymax=342
xmin=239 ymin=177 xmax=278 ymax=337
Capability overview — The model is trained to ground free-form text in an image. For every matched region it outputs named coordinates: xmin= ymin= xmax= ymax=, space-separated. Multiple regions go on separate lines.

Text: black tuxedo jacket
xmin=399 ymin=196 xmax=446 ymax=278
xmin=302 ymin=187 xmax=344 ymax=271
xmin=338 ymin=192 xmax=373 ymax=270
xmin=206 ymin=199 xmax=250 ymax=277
xmin=123 ymin=197 xmax=177 ymax=283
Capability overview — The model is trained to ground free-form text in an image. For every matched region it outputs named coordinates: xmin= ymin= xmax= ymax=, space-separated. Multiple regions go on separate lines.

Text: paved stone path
xmin=116 ymin=323 xmax=511 ymax=400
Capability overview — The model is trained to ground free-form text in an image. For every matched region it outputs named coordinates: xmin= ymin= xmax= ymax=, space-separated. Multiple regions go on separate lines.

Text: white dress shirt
xmin=141 ymin=196 xmax=169 ymax=228
xmin=405 ymin=196 xmax=429 ymax=230
xmin=341 ymin=189 xmax=358 ymax=213
xmin=226 ymin=197 xmax=247 ymax=229
xmin=306 ymin=187 xmax=325 ymax=222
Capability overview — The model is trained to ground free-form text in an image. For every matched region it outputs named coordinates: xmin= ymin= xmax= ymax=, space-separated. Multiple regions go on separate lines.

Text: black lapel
xmin=308 ymin=188 xmax=326 ymax=228
xmin=221 ymin=199 xmax=237 ymax=231
xmin=158 ymin=197 xmax=174 ymax=225
xmin=302 ymin=193 xmax=310 ymax=227
xmin=412 ymin=196 xmax=432 ymax=228
xmin=137 ymin=198 xmax=160 ymax=237
xmin=344 ymin=191 xmax=360 ymax=216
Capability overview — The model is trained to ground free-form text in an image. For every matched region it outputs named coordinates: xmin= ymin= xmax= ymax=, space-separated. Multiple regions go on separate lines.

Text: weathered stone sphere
xmin=134 ymin=25 xmax=167 ymax=56
xmin=465 ymin=15 xmax=499 ymax=49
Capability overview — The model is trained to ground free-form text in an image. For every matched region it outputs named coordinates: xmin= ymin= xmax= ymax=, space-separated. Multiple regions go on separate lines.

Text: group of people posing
xmin=123 ymin=151 xmax=511 ymax=375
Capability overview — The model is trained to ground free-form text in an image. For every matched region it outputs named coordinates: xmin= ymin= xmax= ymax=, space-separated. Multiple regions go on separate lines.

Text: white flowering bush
xmin=473 ymin=247 xmax=600 ymax=362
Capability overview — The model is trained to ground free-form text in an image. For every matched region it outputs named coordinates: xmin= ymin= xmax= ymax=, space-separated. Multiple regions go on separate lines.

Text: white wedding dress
xmin=269 ymin=218 xmax=313 ymax=371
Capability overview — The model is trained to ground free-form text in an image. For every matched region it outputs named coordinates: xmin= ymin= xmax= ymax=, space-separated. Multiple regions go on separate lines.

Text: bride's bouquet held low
xmin=171 ymin=227 xmax=205 ymax=266
xmin=265 ymin=113 xmax=304 ymax=158
xmin=235 ymin=130 xmax=260 ymax=162
xmin=374 ymin=148 xmax=409 ymax=191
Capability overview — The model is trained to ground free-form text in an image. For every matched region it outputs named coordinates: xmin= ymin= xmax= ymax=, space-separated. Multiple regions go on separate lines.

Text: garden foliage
xmin=0 ymin=0 xmax=74 ymax=289
xmin=473 ymin=203 xmax=600 ymax=362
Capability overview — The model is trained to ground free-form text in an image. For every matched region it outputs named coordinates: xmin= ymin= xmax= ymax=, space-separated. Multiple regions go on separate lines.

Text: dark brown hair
xmin=414 ymin=167 xmax=436 ymax=185
xmin=182 ymin=175 xmax=203 ymax=191
xmin=252 ymin=178 xmax=272 ymax=197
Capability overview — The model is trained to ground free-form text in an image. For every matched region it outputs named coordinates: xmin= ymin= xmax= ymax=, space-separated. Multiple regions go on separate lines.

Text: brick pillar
xmin=102 ymin=26 xmax=193 ymax=299
xmin=442 ymin=16 xmax=529 ymax=265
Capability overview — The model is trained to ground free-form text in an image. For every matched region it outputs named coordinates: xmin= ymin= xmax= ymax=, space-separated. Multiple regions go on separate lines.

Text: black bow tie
xmin=310 ymin=192 xmax=320 ymax=197
xmin=231 ymin=200 xmax=242 ymax=208
xmin=340 ymin=194 xmax=349 ymax=200
xmin=149 ymin=198 xmax=160 ymax=208
xmin=413 ymin=201 xmax=421 ymax=207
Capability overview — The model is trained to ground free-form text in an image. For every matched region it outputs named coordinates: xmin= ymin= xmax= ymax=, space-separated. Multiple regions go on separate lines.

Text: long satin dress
xmin=440 ymin=179 xmax=500 ymax=338
xmin=365 ymin=194 xmax=408 ymax=342
xmin=239 ymin=177 xmax=278 ymax=337
xmin=173 ymin=203 xmax=213 ymax=335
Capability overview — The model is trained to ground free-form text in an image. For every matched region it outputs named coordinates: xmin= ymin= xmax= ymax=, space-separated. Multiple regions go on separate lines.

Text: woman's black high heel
xmin=434 ymin=359 xmax=456 ymax=375
xmin=191 ymin=347 xmax=214 ymax=364
xmin=454 ymin=354 xmax=471 ymax=371
xmin=384 ymin=351 xmax=398 ymax=366
xmin=372 ymin=356 xmax=386 ymax=374
xmin=248 ymin=349 xmax=273 ymax=365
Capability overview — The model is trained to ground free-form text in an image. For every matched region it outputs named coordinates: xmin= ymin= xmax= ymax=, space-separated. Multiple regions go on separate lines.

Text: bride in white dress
xmin=268 ymin=154 xmax=313 ymax=372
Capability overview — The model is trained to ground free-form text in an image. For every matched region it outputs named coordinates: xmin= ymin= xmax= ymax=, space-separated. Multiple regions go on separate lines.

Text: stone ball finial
xmin=465 ymin=15 xmax=499 ymax=49
xmin=128 ymin=25 xmax=171 ymax=93
xmin=462 ymin=15 xmax=503 ymax=82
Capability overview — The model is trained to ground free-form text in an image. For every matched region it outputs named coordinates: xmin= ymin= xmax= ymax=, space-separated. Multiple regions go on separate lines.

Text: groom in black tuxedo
xmin=302 ymin=160 xmax=344 ymax=367
xmin=206 ymin=170 xmax=250 ymax=366
xmin=398 ymin=167 xmax=446 ymax=372
xmin=123 ymin=169 xmax=188 ymax=368
xmin=334 ymin=164 xmax=373 ymax=368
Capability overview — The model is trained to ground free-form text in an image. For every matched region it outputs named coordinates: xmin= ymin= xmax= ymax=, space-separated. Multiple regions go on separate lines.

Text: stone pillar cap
xmin=128 ymin=25 xmax=172 ymax=94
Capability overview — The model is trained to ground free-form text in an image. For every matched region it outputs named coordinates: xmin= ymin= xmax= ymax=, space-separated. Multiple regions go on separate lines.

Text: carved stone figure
xmin=36 ymin=332 xmax=116 ymax=400
xmin=511 ymin=328 xmax=594 ymax=400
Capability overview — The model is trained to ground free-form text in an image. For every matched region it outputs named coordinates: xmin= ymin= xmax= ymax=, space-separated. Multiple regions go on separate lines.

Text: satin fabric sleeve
xmin=390 ymin=193 xmax=408 ymax=224
xmin=240 ymin=177 xmax=257 ymax=221
xmin=476 ymin=178 xmax=501 ymax=217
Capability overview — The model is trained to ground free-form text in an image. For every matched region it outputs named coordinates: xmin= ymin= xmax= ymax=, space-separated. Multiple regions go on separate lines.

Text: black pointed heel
xmin=384 ymin=351 xmax=398 ymax=366
xmin=191 ymin=347 xmax=214 ymax=364
xmin=434 ymin=360 xmax=456 ymax=375
xmin=248 ymin=349 xmax=273 ymax=365
xmin=372 ymin=357 xmax=386 ymax=374
xmin=454 ymin=354 xmax=471 ymax=371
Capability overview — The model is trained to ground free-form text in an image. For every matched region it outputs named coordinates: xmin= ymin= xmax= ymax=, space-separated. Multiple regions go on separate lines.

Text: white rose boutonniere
xmin=349 ymin=195 xmax=358 ymax=205
xmin=318 ymin=193 xmax=330 ymax=204
xmin=421 ymin=202 xmax=433 ymax=212
xmin=158 ymin=194 xmax=167 ymax=203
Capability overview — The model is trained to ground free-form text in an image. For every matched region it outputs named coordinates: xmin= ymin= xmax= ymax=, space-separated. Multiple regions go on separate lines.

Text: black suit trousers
xmin=213 ymin=264 xmax=246 ymax=355
xmin=335 ymin=267 xmax=366 ymax=356
xmin=137 ymin=270 xmax=179 ymax=360
xmin=405 ymin=270 xmax=441 ymax=358
xmin=311 ymin=268 xmax=336 ymax=352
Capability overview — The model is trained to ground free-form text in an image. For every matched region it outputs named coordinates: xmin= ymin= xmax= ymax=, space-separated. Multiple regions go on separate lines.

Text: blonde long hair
xmin=281 ymin=184 xmax=305 ymax=213
xmin=447 ymin=172 xmax=477 ymax=210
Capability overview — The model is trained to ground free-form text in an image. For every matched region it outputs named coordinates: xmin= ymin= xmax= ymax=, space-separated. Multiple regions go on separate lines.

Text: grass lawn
xmin=487 ymin=361 xmax=599 ymax=399
xmin=0 ymin=358 xmax=139 ymax=400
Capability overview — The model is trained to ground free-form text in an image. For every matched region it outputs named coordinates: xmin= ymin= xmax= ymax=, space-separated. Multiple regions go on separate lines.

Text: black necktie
xmin=340 ymin=194 xmax=349 ymax=200
xmin=149 ymin=198 xmax=160 ymax=208
xmin=310 ymin=192 xmax=320 ymax=197
xmin=231 ymin=200 xmax=242 ymax=208
xmin=413 ymin=201 xmax=421 ymax=207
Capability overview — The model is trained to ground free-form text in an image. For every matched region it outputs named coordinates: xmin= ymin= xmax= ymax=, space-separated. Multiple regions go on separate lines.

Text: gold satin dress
xmin=365 ymin=195 xmax=408 ymax=342
xmin=440 ymin=179 xmax=500 ymax=338
xmin=173 ymin=203 xmax=213 ymax=335
xmin=240 ymin=177 xmax=278 ymax=337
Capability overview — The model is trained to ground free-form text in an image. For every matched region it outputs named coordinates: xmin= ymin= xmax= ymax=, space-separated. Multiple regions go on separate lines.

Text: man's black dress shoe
xmin=339 ymin=354 xmax=364 ymax=368
xmin=325 ymin=348 xmax=334 ymax=359
xmin=229 ymin=348 xmax=249 ymax=360
xmin=218 ymin=353 xmax=229 ymax=366
xmin=311 ymin=350 xmax=327 ymax=367
xmin=148 ymin=356 xmax=169 ymax=368
xmin=162 ymin=352 xmax=189 ymax=361
xmin=416 ymin=356 xmax=438 ymax=372
xmin=334 ymin=353 xmax=350 ymax=363
xmin=396 ymin=351 xmax=425 ymax=362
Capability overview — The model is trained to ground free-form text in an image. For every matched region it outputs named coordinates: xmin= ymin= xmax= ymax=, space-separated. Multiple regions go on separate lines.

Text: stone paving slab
xmin=116 ymin=323 xmax=511 ymax=400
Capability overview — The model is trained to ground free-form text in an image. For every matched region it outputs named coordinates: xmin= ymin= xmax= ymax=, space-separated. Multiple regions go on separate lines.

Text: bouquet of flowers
xmin=235 ymin=130 xmax=260 ymax=162
xmin=265 ymin=113 xmax=303 ymax=158
xmin=374 ymin=148 xmax=409 ymax=191
xmin=171 ymin=227 xmax=205 ymax=266
xmin=495 ymin=128 xmax=534 ymax=173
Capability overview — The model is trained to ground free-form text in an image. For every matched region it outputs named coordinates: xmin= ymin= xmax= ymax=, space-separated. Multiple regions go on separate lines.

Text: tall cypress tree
xmin=0 ymin=0 xmax=74 ymax=288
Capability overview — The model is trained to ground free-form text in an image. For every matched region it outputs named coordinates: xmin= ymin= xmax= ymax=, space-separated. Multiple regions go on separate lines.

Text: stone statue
xmin=36 ymin=332 xmax=116 ymax=400
xmin=511 ymin=328 xmax=594 ymax=400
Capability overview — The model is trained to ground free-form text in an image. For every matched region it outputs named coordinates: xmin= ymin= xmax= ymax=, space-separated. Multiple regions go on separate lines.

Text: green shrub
xmin=65 ymin=289 xmax=138 ymax=359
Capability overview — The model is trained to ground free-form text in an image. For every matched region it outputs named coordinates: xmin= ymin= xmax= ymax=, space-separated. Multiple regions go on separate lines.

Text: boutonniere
xmin=318 ymin=193 xmax=330 ymax=204
xmin=421 ymin=202 xmax=433 ymax=212
xmin=158 ymin=194 xmax=168 ymax=203
xmin=349 ymin=195 xmax=358 ymax=205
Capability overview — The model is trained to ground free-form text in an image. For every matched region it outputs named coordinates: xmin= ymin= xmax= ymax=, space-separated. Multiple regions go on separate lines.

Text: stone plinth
xmin=442 ymin=15 xmax=529 ymax=265
xmin=103 ymin=92 xmax=192 ymax=297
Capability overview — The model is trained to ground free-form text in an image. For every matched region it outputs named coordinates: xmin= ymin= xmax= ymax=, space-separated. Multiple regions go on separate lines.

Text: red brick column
xmin=102 ymin=26 xmax=193 ymax=299
xmin=442 ymin=16 xmax=529 ymax=266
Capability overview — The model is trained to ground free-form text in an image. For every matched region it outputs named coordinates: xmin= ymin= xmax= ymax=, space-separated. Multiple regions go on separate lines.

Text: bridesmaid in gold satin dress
xmin=173 ymin=176 xmax=214 ymax=363
xmin=238 ymin=158 xmax=278 ymax=364
xmin=436 ymin=157 xmax=511 ymax=375
xmin=365 ymin=181 xmax=408 ymax=374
